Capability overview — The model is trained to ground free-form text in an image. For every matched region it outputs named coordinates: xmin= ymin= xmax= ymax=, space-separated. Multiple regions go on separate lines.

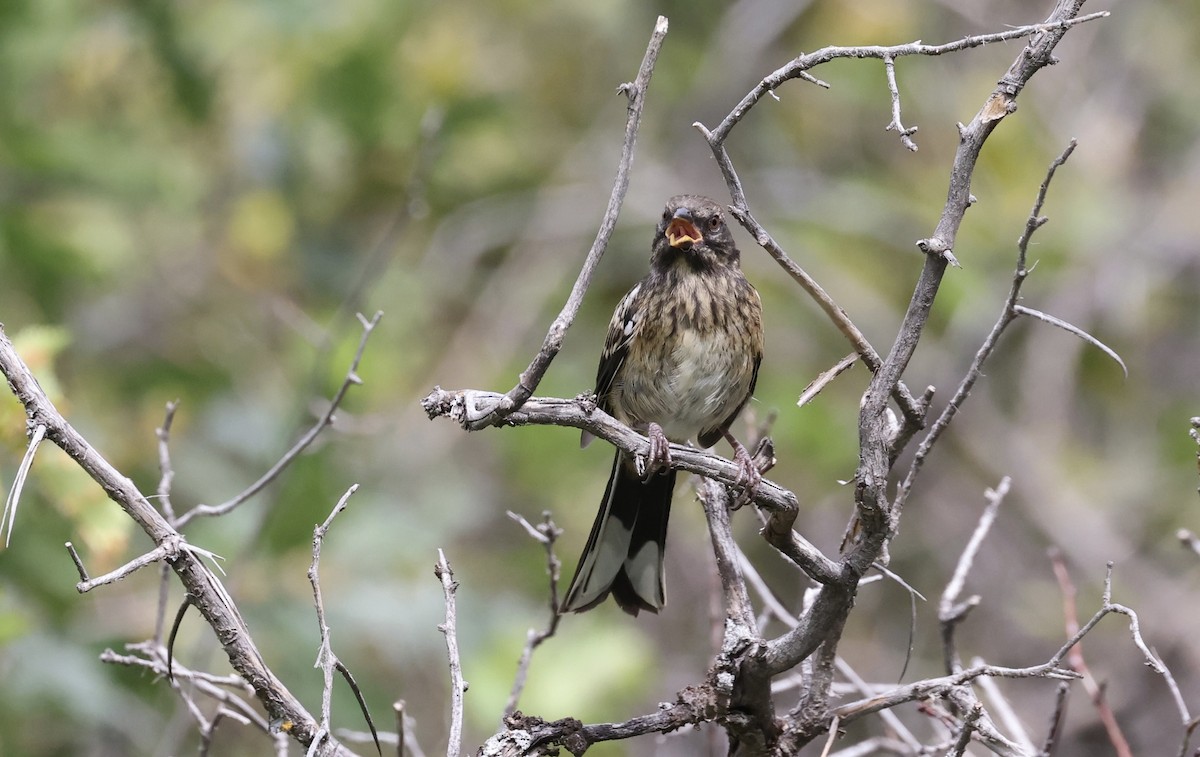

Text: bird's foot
xmin=725 ymin=432 xmax=762 ymax=509
xmin=636 ymin=422 xmax=672 ymax=481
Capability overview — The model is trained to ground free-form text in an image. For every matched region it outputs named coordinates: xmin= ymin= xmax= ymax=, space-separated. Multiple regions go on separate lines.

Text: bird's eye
xmin=709 ymin=215 xmax=722 ymax=230
xmin=662 ymin=209 xmax=672 ymax=221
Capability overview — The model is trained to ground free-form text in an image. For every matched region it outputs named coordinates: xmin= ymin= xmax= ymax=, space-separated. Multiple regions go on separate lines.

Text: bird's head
xmin=652 ymin=195 xmax=739 ymax=270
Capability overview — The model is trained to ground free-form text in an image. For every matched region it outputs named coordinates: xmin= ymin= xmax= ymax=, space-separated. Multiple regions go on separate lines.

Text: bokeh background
xmin=1 ymin=0 xmax=1198 ymax=754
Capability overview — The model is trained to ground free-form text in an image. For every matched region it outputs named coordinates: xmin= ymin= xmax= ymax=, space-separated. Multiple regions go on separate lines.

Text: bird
xmin=561 ymin=194 xmax=764 ymax=616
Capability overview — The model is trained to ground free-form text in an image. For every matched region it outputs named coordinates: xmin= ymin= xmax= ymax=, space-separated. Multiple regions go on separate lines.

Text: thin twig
xmin=948 ymin=703 xmax=983 ymax=756
xmin=65 ymin=541 xmax=89 ymax=581
xmin=1039 ymin=680 xmax=1072 ymax=756
xmin=882 ymin=55 xmax=918 ymax=151
xmin=973 ymin=659 xmax=1037 ymax=754
xmin=0 ymin=324 xmax=354 ymax=754
xmin=309 ymin=485 xmax=360 ymax=738
xmin=2 ymin=421 xmax=45 ymax=546
xmin=156 ymin=399 xmax=180 ymax=521
xmin=176 ymin=312 xmax=382 ymax=527
xmin=483 ymin=16 xmax=669 ymax=425
xmin=1012 ymin=304 xmax=1127 ymax=376
xmin=707 ymin=10 xmax=1109 ymax=143
xmin=797 ymin=353 xmax=858 ymax=408
xmin=939 ymin=478 xmax=1010 ymax=672
xmin=503 ymin=511 xmax=563 ymax=719
xmin=75 ymin=537 xmax=182 ymax=593
xmin=894 ymin=140 xmax=1078 ymax=518
xmin=435 ymin=549 xmax=466 ymax=757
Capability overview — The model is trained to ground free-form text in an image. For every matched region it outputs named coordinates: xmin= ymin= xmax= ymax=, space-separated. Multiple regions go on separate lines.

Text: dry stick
xmin=855 ymin=0 xmax=1100 ymax=572
xmin=797 ymin=352 xmax=859 ymax=408
xmin=1039 ymin=680 xmax=1072 ymax=756
xmin=689 ymin=15 xmax=1107 ymax=432
xmin=973 ymin=662 xmax=1037 ymax=754
xmin=151 ymin=400 xmax=181 ymax=647
xmin=882 ymin=54 xmax=918 ymax=151
xmin=699 ymin=479 xmax=757 ymax=631
xmin=696 ymin=479 xmax=780 ymax=748
xmin=0 ymin=325 xmax=354 ymax=756
xmin=939 ymin=477 xmax=1011 ymax=673
xmin=102 ymin=647 xmax=268 ymax=734
xmin=760 ymin=7 xmax=1101 ymax=708
xmin=1049 ymin=551 xmax=1133 ymax=757
xmin=176 ymin=311 xmax=382 ymax=527
xmin=309 ymin=485 xmax=361 ymax=751
xmin=936 ymin=479 xmax=1030 ymax=756
xmin=832 ymin=658 xmax=924 ymax=752
xmin=480 ymin=16 xmax=669 ymax=426
xmin=894 ymin=140 xmax=1078 ymax=520
xmin=435 ymin=549 xmax=467 ymax=757
xmin=2 ymin=421 xmax=45 ymax=546
xmin=503 ymin=511 xmax=563 ymax=719
xmin=948 ymin=703 xmax=984 ymax=756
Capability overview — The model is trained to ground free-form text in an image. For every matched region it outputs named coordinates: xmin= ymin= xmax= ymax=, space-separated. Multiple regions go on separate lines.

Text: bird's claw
xmin=637 ymin=422 xmax=672 ymax=482
xmin=728 ymin=437 xmax=762 ymax=510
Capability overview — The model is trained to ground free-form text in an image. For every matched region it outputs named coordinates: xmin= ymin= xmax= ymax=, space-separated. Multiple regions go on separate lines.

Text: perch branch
xmin=422 ymin=387 xmax=839 ymax=584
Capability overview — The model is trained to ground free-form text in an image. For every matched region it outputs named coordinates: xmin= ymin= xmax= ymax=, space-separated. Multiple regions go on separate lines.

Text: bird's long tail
xmin=562 ymin=451 xmax=675 ymax=616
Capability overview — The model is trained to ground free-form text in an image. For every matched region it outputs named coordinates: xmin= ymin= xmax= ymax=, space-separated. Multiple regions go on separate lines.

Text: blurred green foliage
xmin=2 ymin=0 xmax=1199 ymax=755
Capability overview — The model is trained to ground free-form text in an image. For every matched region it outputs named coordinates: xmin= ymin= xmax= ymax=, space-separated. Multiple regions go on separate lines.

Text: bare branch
xmin=156 ymin=399 xmax=180 ymax=521
xmin=706 ymin=10 xmax=1108 ymax=144
xmin=503 ymin=511 xmax=564 ymax=719
xmin=882 ymin=55 xmax=919 ymax=151
xmin=798 ymin=353 xmax=858 ymax=408
xmin=893 ymin=140 xmax=1077 ymax=519
xmin=0 ymin=324 xmax=353 ymax=754
xmin=1039 ymin=681 xmax=1072 ymax=756
xmin=1012 ymin=304 xmax=1128 ymax=377
xmin=2 ymin=421 xmax=45 ymax=546
xmin=482 ymin=16 xmax=669 ymax=424
xmin=940 ymin=478 xmax=1010 ymax=672
xmin=423 ymin=387 xmax=839 ymax=584
xmin=435 ymin=549 xmax=467 ymax=757
xmin=699 ymin=479 xmax=757 ymax=631
xmin=309 ymin=485 xmax=362 ymax=742
xmin=857 ymin=1 xmax=1099 ymax=569
xmin=75 ymin=536 xmax=182 ymax=593
xmin=948 ymin=703 xmax=983 ymax=756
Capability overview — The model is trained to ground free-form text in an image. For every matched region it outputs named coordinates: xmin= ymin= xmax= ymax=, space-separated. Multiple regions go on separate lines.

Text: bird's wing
xmin=698 ymin=353 xmax=761 ymax=449
xmin=581 ymin=283 xmax=641 ymax=448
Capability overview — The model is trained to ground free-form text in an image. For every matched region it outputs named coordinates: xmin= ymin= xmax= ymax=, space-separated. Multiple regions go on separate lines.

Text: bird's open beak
xmin=666 ymin=216 xmax=703 ymax=249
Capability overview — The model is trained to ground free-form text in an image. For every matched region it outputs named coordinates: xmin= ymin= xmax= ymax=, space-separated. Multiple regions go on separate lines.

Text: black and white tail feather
xmin=562 ymin=451 xmax=675 ymax=615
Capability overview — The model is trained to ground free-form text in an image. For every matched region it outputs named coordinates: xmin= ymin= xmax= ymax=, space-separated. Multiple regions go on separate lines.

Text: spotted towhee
xmin=562 ymin=195 xmax=764 ymax=616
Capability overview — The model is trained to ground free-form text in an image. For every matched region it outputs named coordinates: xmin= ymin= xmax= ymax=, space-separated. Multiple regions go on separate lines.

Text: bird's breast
xmin=613 ymin=273 xmax=760 ymax=444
